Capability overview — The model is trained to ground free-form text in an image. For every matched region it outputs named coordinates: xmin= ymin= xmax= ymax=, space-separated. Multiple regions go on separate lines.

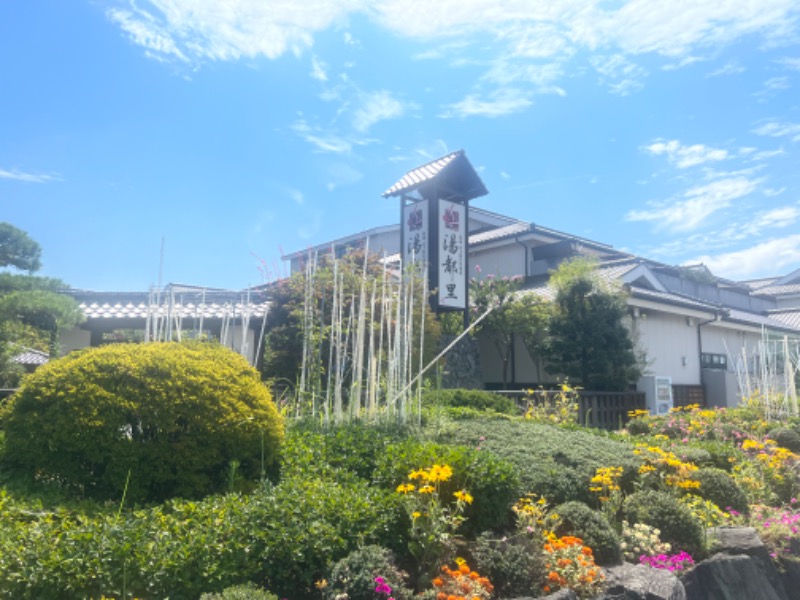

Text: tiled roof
xmin=382 ymin=150 xmax=488 ymax=200
xmin=751 ymin=283 xmax=800 ymax=296
xmin=383 ymin=151 xmax=463 ymax=197
xmin=769 ymin=310 xmax=800 ymax=330
xmin=469 ymin=222 xmax=530 ymax=245
xmin=725 ymin=308 xmax=800 ymax=332
xmin=628 ymin=286 xmax=720 ymax=312
xmin=12 ymin=348 xmax=49 ymax=366
xmin=740 ymin=277 xmax=778 ymax=290
xmin=69 ymin=287 xmax=270 ymax=321
xmin=80 ymin=300 xmax=268 ymax=320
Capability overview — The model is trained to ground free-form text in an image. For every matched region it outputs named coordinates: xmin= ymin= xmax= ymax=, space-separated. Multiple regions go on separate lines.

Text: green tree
xmin=0 ymin=222 xmax=42 ymax=273
xmin=470 ymin=273 xmax=551 ymax=388
xmin=543 ymin=257 xmax=642 ymax=391
xmin=0 ymin=226 xmax=83 ymax=386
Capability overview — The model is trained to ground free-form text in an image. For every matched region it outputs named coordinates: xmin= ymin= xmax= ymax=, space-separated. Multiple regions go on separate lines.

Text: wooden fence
xmin=496 ymin=389 xmax=646 ymax=431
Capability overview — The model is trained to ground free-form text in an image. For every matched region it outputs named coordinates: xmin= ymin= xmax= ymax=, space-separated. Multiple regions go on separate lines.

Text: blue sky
xmin=2 ymin=1 xmax=800 ymax=291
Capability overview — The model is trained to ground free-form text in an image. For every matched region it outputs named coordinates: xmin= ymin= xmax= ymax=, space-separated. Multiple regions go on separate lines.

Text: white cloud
xmin=626 ymin=176 xmax=760 ymax=231
xmin=351 ymin=90 xmax=407 ymax=132
xmin=590 ymin=54 xmax=646 ymax=95
xmin=751 ymin=148 xmax=785 ymax=161
xmin=764 ymin=187 xmax=787 ymax=197
xmin=753 ymin=120 xmax=800 ymax=142
xmin=441 ymin=88 xmax=532 ymax=118
xmin=291 ymin=119 xmax=353 ymax=153
xmin=0 ymin=168 xmax=62 ymax=183
xmin=706 ymin=61 xmax=745 ymax=77
xmin=661 ymin=55 xmax=702 ymax=71
xmin=500 ymin=171 xmax=511 ymax=180
xmin=310 ymin=55 xmax=328 ymax=82
xmin=107 ymin=0 xmax=366 ymax=62
xmin=290 ymin=190 xmax=305 ymax=205
xmin=644 ymin=139 xmax=729 ymax=168
xmin=778 ymin=56 xmax=800 ymax=70
xmin=108 ymin=8 xmax=188 ymax=62
xmin=690 ymin=234 xmax=800 ymax=279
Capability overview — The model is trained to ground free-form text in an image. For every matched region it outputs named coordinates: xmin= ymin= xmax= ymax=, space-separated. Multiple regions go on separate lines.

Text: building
xmin=281 ymin=208 xmax=800 ymax=410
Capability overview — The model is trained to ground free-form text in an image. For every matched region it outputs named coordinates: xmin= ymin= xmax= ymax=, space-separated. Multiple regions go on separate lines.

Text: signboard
xmin=402 ymin=199 xmax=428 ymax=267
xmin=437 ymin=200 xmax=466 ymax=309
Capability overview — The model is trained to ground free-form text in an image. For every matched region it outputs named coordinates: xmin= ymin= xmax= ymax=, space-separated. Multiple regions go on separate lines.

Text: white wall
xmin=469 ymin=245 xmax=526 ymax=279
xmin=635 ymin=312 xmax=700 ymax=385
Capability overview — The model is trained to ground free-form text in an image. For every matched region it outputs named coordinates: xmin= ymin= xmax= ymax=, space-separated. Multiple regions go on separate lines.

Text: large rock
xmin=682 ymin=553 xmax=788 ymax=600
xmin=705 ymin=526 xmax=790 ymax=599
xmin=597 ymin=562 xmax=686 ymax=600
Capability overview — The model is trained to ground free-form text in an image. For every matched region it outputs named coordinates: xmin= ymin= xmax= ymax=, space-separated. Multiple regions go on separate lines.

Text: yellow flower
xmin=412 ymin=511 xmax=422 ymax=519
xmin=454 ymin=490 xmax=474 ymax=504
xmin=396 ymin=483 xmax=415 ymax=494
xmin=419 ymin=484 xmax=435 ymax=494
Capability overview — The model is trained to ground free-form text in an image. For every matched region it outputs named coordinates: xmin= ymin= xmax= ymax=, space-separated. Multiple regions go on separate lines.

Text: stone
xmin=681 ymin=553 xmax=788 ymax=600
xmin=707 ymin=526 xmax=789 ymax=599
xmin=597 ymin=562 xmax=686 ymax=600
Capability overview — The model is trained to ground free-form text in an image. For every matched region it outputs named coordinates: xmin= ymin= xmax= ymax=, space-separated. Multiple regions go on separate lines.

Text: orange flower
xmin=437 ymin=594 xmax=447 ymax=600
xmin=432 ymin=577 xmax=444 ymax=587
xmin=543 ymin=585 xmax=551 ymax=593
xmin=582 ymin=546 xmax=593 ymax=556
xmin=459 ymin=564 xmax=470 ymax=575
xmin=548 ymin=571 xmax=561 ymax=582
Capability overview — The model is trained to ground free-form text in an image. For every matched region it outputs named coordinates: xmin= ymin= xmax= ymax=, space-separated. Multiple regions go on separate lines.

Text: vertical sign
xmin=438 ymin=200 xmax=466 ymax=309
xmin=402 ymin=199 xmax=428 ymax=267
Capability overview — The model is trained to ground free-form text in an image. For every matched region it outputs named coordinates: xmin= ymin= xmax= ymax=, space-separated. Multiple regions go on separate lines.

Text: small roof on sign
xmin=382 ymin=149 xmax=488 ymax=202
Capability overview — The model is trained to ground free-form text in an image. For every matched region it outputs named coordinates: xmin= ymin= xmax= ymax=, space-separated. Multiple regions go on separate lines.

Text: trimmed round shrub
xmin=0 ymin=341 xmax=284 ymax=502
xmin=326 ymin=545 xmax=412 ymax=600
xmin=694 ymin=467 xmax=749 ymax=516
xmin=553 ymin=501 xmax=622 ymax=565
xmin=422 ymin=388 xmax=518 ymax=415
xmin=622 ymin=490 xmax=705 ymax=558
xmin=768 ymin=427 xmax=800 ymax=453
xmin=693 ymin=440 xmax=743 ymax=472
xmin=374 ymin=439 xmax=519 ymax=536
xmin=471 ymin=531 xmax=546 ymax=598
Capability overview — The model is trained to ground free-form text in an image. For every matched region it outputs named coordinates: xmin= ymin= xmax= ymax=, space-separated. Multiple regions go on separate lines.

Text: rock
xmin=682 ymin=553 xmax=788 ymax=600
xmin=597 ymin=562 xmax=686 ymax=600
xmin=778 ymin=558 xmax=800 ymax=600
xmin=439 ymin=335 xmax=483 ymax=389
xmin=707 ymin=526 xmax=789 ymax=599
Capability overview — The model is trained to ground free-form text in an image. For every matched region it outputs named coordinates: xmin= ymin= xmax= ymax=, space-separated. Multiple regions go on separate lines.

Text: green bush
xmin=471 ymin=531 xmax=545 ymax=597
xmin=283 ymin=421 xmax=409 ymax=482
xmin=622 ymin=490 xmax=705 ymax=558
xmin=692 ymin=440 xmax=743 ymax=472
xmin=200 ymin=583 xmax=278 ymax=600
xmin=0 ymin=476 xmax=399 ymax=600
xmin=694 ymin=467 xmax=749 ymax=516
xmin=0 ymin=342 xmax=284 ymax=503
xmin=767 ymin=427 xmax=800 ymax=453
xmin=439 ymin=419 xmax=640 ymax=506
xmin=374 ymin=439 xmax=519 ymax=537
xmin=325 ymin=545 xmax=412 ymax=600
xmin=554 ymin=501 xmax=622 ymax=565
xmin=422 ymin=388 xmax=518 ymax=415
xmin=626 ymin=417 xmax=651 ymax=436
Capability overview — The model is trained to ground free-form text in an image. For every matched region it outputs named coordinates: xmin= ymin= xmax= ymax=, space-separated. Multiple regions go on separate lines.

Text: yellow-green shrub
xmin=0 ymin=341 xmax=284 ymax=502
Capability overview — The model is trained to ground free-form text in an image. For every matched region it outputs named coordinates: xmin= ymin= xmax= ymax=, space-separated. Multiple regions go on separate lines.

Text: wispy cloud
xmin=310 ymin=55 xmax=328 ymax=82
xmin=626 ymin=176 xmax=760 ymax=231
xmin=590 ymin=54 xmax=646 ymax=95
xmin=107 ymin=0 xmax=365 ymax=62
xmin=441 ymin=88 xmax=532 ymax=118
xmin=706 ymin=61 xmax=745 ymax=77
xmin=753 ymin=120 xmax=800 ymax=142
xmin=778 ymin=56 xmax=800 ymax=70
xmin=291 ymin=119 xmax=352 ymax=154
xmin=352 ymin=90 xmax=407 ymax=132
xmin=0 ymin=168 xmax=62 ymax=183
xmin=643 ymin=139 xmax=729 ymax=168
xmin=690 ymin=234 xmax=800 ymax=279
xmin=108 ymin=8 xmax=188 ymax=62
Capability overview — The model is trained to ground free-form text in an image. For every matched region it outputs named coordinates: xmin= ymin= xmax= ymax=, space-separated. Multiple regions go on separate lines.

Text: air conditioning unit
xmin=637 ymin=375 xmax=674 ymax=415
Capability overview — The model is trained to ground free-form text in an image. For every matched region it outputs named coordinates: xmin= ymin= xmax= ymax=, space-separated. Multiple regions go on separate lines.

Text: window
xmin=701 ymin=353 xmax=727 ymax=370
